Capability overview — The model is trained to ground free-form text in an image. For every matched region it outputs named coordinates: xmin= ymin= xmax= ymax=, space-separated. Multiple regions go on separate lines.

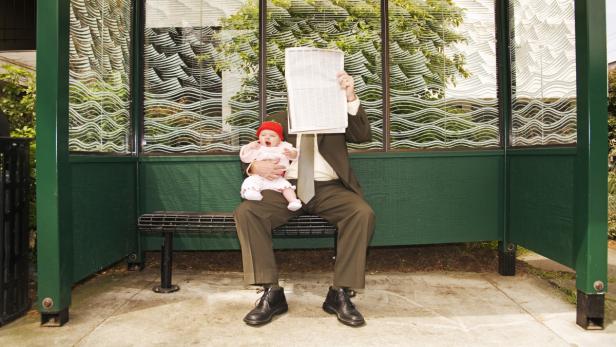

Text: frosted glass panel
xmin=389 ymin=0 xmax=499 ymax=149
xmin=143 ymin=0 xmax=258 ymax=153
xmin=264 ymin=0 xmax=383 ymax=150
xmin=68 ymin=0 xmax=132 ymax=153
xmin=510 ymin=0 xmax=577 ymax=146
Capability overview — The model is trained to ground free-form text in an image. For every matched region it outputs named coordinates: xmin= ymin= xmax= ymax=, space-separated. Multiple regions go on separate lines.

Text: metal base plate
xmin=153 ymin=285 xmax=180 ymax=293
xmin=576 ymin=290 xmax=604 ymax=330
xmin=41 ymin=308 xmax=69 ymax=327
xmin=498 ymin=241 xmax=516 ymax=276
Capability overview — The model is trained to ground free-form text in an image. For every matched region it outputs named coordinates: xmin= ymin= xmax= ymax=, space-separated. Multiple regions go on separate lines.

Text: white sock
xmin=287 ymin=199 xmax=302 ymax=211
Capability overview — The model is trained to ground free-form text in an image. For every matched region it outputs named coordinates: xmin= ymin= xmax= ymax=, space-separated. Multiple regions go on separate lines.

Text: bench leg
xmin=153 ymin=232 xmax=179 ymax=293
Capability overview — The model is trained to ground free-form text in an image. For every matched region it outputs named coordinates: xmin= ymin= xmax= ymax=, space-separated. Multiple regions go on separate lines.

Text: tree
xmin=219 ymin=0 xmax=468 ymax=127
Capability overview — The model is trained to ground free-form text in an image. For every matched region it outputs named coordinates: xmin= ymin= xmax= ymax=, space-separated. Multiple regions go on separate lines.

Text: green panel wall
xmin=70 ymin=158 xmax=137 ymax=282
xmin=508 ymin=151 xmax=576 ymax=267
xmin=354 ymin=154 xmax=501 ymax=245
xmin=139 ymin=157 xmax=244 ymax=212
xmin=140 ymin=153 xmax=502 ymax=250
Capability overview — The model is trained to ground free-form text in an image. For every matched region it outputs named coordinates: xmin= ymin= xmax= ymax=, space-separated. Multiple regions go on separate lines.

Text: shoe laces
xmin=340 ymin=289 xmax=356 ymax=309
xmin=254 ymin=287 xmax=268 ymax=306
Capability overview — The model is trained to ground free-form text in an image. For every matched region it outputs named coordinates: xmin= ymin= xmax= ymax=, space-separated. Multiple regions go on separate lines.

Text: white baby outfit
xmin=239 ymin=141 xmax=301 ymax=210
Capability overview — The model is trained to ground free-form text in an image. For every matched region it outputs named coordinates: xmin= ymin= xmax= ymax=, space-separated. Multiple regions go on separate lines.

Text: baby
xmin=239 ymin=120 xmax=302 ymax=211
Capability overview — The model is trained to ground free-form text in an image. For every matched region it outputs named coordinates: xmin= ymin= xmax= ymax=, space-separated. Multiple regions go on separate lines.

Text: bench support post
xmin=153 ymin=232 xmax=179 ymax=293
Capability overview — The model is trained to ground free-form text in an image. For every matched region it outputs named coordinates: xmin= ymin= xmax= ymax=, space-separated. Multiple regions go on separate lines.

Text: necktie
xmin=297 ymin=134 xmax=315 ymax=203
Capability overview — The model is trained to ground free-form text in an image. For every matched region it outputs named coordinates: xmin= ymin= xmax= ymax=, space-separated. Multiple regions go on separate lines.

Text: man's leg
xmin=234 ymin=189 xmax=302 ymax=285
xmin=307 ymin=181 xmax=375 ymax=289
xmin=306 ymin=181 xmax=375 ymax=327
xmin=234 ymin=189 xmax=303 ymax=326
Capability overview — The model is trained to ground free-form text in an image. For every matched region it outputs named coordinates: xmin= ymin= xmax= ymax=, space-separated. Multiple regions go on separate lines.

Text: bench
xmin=137 ymin=211 xmax=338 ymax=293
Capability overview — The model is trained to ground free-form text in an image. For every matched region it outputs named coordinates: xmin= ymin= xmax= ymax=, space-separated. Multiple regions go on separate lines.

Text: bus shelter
xmin=36 ymin=0 xmax=608 ymax=328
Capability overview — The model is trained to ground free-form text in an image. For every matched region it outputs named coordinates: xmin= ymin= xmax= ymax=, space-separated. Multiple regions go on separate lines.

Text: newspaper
xmin=285 ymin=47 xmax=348 ymax=134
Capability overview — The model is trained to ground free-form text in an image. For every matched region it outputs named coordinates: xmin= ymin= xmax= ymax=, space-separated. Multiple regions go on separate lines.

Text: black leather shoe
xmin=243 ymin=287 xmax=288 ymax=326
xmin=322 ymin=286 xmax=365 ymax=327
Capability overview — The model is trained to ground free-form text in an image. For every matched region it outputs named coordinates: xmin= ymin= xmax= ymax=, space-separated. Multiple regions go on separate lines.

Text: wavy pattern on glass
xmin=141 ymin=0 xmax=502 ymax=153
xmin=264 ymin=0 xmax=383 ymax=150
xmin=143 ymin=0 xmax=257 ymax=153
xmin=510 ymin=0 xmax=577 ymax=146
xmin=69 ymin=0 xmax=132 ymax=153
xmin=389 ymin=0 xmax=499 ymax=149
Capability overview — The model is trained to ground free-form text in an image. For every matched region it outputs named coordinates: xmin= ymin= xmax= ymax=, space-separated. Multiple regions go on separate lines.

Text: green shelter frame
xmin=35 ymin=0 xmax=608 ymax=328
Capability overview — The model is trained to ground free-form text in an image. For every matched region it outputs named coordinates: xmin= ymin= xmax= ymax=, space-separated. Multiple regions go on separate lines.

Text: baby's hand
xmin=248 ymin=140 xmax=261 ymax=149
xmin=284 ymin=148 xmax=298 ymax=159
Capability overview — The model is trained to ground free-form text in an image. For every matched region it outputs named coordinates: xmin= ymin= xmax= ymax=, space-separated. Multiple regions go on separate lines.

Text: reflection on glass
xmin=264 ymin=0 xmax=383 ymax=150
xmin=389 ymin=0 xmax=499 ymax=149
xmin=68 ymin=0 xmax=132 ymax=153
xmin=510 ymin=0 xmax=577 ymax=146
xmin=143 ymin=0 xmax=258 ymax=153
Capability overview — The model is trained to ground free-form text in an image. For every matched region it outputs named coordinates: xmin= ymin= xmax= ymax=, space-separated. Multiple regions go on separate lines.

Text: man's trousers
xmin=233 ymin=180 xmax=375 ymax=289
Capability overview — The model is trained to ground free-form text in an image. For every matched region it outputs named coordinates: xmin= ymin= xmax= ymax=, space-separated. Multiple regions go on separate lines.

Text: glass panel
xmin=68 ymin=0 xmax=132 ymax=153
xmin=388 ymin=0 xmax=499 ymax=149
xmin=510 ymin=0 xmax=577 ymax=146
xmin=265 ymin=0 xmax=383 ymax=150
xmin=143 ymin=0 xmax=258 ymax=153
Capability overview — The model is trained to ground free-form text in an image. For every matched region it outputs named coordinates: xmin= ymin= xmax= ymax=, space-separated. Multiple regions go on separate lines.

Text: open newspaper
xmin=285 ymin=47 xmax=348 ymax=134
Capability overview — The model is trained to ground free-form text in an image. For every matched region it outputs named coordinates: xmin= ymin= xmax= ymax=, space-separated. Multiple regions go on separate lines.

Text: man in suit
xmin=234 ymin=71 xmax=374 ymax=327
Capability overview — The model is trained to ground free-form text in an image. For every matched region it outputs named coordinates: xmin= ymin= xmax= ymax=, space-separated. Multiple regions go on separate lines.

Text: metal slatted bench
xmin=138 ymin=211 xmax=338 ymax=293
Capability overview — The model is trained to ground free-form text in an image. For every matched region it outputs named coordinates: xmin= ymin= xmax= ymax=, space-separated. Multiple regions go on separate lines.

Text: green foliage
xmin=609 ymin=193 xmax=616 ymax=240
xmin=0 ymin=65 xmax=36 ymax=132
xmin=610 ymin=70 xmax=616 ymax=154
xmin=0 ymin=64 xmax=37 ymax=234
xmin=608 ymin=70 xmax=616 ymax=239
xmin=609 ymin=172 xmax=616 ymax=195
xmin=609 ymin=69 xmax=616 ymax=118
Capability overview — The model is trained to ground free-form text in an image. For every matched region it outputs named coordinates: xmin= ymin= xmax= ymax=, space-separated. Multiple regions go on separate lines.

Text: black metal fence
xmin=0 ymin=138 xmax=31 ymax=326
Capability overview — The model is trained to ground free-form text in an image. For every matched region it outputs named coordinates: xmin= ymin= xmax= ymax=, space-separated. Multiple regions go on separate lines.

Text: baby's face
xmin=259 ymin=129 xmax=281 ymax=147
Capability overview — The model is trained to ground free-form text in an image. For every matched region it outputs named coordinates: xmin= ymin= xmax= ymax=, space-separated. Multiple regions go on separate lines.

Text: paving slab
xmin=0 ymin=50 xmax=36 ymax=71
xmin=0 ymin=268 xmax=614 ymax=346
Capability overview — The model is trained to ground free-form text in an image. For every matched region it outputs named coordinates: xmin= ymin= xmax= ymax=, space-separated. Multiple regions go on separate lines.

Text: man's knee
xmin=234 ymin=200 xmax=258 ymax=224
xmin=354 ymin=201 xmax=375 ymax=222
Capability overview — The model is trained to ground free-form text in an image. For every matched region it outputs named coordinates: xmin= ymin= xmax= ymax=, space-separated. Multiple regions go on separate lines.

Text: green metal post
xmin=128 ymin=0 xmax=145 ymax=270
xmin=574 ymin=0 xmax=608 ymax=329
xmin=35 ymin=0 xmax=72 ymax=326
xmin=496 ymin=0 xmax=515 ymax=275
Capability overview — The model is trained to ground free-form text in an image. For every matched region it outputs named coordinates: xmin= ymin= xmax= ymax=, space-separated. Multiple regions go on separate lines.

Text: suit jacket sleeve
xmin=345 ymin=105 xmax=372 ymax=143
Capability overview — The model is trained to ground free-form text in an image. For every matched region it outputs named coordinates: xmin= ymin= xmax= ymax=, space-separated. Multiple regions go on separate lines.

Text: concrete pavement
xmin=0 ymin=266 xmax=614 ymax=346
xmin=0 ymin=50 xmax=36 ymax=72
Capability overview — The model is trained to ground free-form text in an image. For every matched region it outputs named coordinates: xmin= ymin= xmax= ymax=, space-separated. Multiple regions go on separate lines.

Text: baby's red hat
xmin=256 ymin=121 xmax=284 ymax=141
